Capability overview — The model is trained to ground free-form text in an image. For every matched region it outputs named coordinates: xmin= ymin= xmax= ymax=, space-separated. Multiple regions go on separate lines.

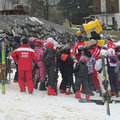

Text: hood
xmin=84 ymin=51 xmax=92 ymax=58
xmin=109 ymin=56 xmax=117 ymax=63
xmin=80 ymin=59 xmax=86 ymax=65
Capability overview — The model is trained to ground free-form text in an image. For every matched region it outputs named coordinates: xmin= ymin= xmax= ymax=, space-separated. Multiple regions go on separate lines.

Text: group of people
xmin=0 ymin=33 xmax=120 ymax=100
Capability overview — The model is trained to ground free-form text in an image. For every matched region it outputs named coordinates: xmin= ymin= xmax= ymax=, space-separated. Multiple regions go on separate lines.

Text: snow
xmin=28 ymin=17 xmax=44 ymax=25
xmin=0 ymin=70 xmax=120 ymax=120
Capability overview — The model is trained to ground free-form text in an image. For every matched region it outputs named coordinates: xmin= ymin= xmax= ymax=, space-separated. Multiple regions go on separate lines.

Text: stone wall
xmin=0 ymin=15 xmax=77 ymax=46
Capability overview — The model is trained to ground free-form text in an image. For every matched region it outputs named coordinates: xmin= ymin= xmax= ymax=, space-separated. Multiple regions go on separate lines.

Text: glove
xmin=75 ymin=53 xmax=79 ymax=56
xmin=33 ymin=64 xmax=39 ymax=71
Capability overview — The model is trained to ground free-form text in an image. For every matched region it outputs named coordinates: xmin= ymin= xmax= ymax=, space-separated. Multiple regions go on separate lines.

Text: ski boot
xmin=29 ymin=92 xmax=33 ymax=94
xmin=86 ymin=94 xmax=90 ymax=100
xmin=96 ymin=89 xmax=100 ymax=93
xmin=48 ymin=86 xmax=57 ymax=96
xmin=75 ymin=90 xmax=81 ymax=99
xmin=60 ymin=90 xmax=66 ymax=93
xmin=66 ymin=88 xmax=73 ymax=95
xmin=90 ymin=90 xmax=94 ymax=96
xmin=14 ymin=80 xmax=18 ymax=83
xmin=39 ymin=80 xmax=47 ymax=91
xmin=116 ymin=91 xmax=119 ymax=97
xmin=34 ymin=78 xmax=39 ymax=89
xmin=111 ymin=92 xmax=116 ymax=96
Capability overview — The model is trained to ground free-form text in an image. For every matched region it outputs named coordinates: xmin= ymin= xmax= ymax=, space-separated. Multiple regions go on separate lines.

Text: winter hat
xmin=14 ymin=35 xmax=21 ymax=43
xmin=118 ymin=53 xmax=120 ymax=60
xmin=100 ymin=49 xmax=107 ymax=56
xmin=0 ymin=33 xmax=6 ymax=41
xmin=22 ymin=38 xmax=29 ymax=45
xmin=106 ymin=38 xmax=112 ymax=41
xmin=77 ymin=36 xmax=83 ymax=41
xmin=90 ymin=39 xmax=97 ymax=44
xmin=107 ymin=48 xmax=115 ymax=56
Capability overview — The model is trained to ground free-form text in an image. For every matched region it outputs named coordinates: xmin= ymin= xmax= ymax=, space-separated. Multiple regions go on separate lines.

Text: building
xmin=0 ymin=0 xmax=28 ymax=15
xmin=84 ymin=0 xmax=120 ymax=30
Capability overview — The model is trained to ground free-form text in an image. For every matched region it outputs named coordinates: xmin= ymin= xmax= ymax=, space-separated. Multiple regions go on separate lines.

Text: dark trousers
xmin=87 ymin=73 xmax=94 ymax=90
xmin=109 ymin=67 xmax=119 ymax=93
xmin=47 ymin=66 xmax=57 ymax=91
xmin=74 ymin=77 xmax=90 ymax=94
xmin=14 ymin=63 xmax=18 ymax=81
xmin=60 ymin=73 xmax=73 ymax=91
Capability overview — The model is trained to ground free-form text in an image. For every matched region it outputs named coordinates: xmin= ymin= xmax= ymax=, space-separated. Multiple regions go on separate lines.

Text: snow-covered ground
xmin=0 ymin=69 xmax=120 ymax=120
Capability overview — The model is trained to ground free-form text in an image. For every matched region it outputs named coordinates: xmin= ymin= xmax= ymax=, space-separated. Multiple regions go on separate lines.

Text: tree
xmin=58 ymin=0 xmax=77 ymax=27
xmin=58 ymin=0 xmax=93 ymax=26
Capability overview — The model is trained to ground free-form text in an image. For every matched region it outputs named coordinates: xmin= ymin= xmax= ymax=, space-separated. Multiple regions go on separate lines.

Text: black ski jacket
xmin=73 ymin=59 xmax=88 ymax=79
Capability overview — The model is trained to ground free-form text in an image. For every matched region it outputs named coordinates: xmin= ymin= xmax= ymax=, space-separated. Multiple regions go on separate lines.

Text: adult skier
xmin=12 ymin=38 xmax=38 ymax=94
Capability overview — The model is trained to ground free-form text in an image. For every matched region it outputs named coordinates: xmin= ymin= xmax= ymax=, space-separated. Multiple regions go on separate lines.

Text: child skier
xmin=95 ymin=49 xmax=111 ymax=96
xmin=107 ymin=48 xmax=119 ymax=97
xmin=29 ymin=37 xmax=36 ymax=49
xmin=61 ymin=46 xmax=74 ymax=95
xmin=73 ymin=56 xmax=90 ymax=99
xmin=81 ymin=46 xmax=96 ymax=96
xmin=34 ymin=40 xmax=46 ymax=91
xmin=61 ymin=46 xmax=73 ymax=95
xmin=12 ymin=35 xmax=21 ymax=83
xmin=115 ymin=52 xmax=120 ymax=91
xmin=43 ymin=41 xmax=57 ymax=95
xmin=12 ymin=38 xmax=38 ymax=94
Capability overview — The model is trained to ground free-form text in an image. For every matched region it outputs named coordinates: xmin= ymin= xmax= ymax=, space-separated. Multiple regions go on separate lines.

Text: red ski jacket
xmin=73 ymin=42 xmax=86 ymax=55
xmin=90 ymin=45 xmax=101 ymax=60
xmin=107 ymin=42 xmax=116 ymax=50
xmin=12 ymin=45 xmax=38 ymax=70
xmin=73 ymin=42 xmax=87 ymax=61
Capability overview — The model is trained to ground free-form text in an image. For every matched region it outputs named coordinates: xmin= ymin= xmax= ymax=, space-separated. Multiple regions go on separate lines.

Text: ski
xmin=79 ymin=99 xmax=104 ymax=105
xmin=101 ymin=55 xmax=111 ymax=115
xmin=1 ymin=42 xmax=5 ymax=94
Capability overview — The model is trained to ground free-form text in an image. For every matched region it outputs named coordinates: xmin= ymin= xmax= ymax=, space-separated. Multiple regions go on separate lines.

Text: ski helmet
xmin=47 ymin=37 xmax=54 ymax=44
xmin=115 ymin=45 xmax=120 ymax=52
xmin=107 ymin=48 xmax=115 ymax=56
xmin=29 ymin=37 xmax=36 ymax=45
xmin=58 ymin=45 xmax=64 ymax=52
xmin=14 ymin=35 xmax=21 ymax=43
xmin=63 ymin=46 xmax=70 ymax=55
xmin=78 ymin=46 xmax=84 ymax=54
xmin=101 ymin=46 xmax=107 ymax=50
xmin=100 ymin=49 xmax=107 ymax=56
xmin=84 ymin=46 xmax=90 ymax=52
xmin=80 ymin=56 xmax=88 ymax=63
xmin=34 ymin=40 xmax=43 ymax=47
xmin=118 ymin=52 xmax=120 ymax=60
xmin=45 ymin=41 xmax=54 ymax=49
xmin=0 ymin=33 xmax=6 ymax=41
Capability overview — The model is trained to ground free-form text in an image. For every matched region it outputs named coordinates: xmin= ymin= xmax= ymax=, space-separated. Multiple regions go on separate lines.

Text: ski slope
xmin=0 ymin=69 xmax=120 ymax=120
